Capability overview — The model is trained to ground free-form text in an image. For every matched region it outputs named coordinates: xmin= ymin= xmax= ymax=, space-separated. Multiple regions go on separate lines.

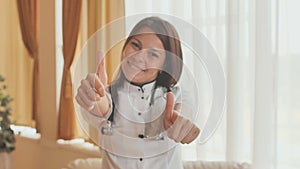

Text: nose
xmin=133 ymin=50 xmax=148 ymax=63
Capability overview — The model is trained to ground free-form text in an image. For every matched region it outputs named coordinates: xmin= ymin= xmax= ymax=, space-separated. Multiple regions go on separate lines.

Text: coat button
xmin=139 ymin=158 xmax=143 ymax=161
xmin=138 ymin=112 xmax=142 ymax=116
xmin=138 ymin=134 xmax=144 ymax=139
xmin=141 ymin=96 xmax=144 ymax=99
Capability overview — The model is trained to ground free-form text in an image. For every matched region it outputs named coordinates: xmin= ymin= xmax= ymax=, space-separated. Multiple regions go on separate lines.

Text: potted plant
xmin=0 ymin=75 xmax=15 ymax=169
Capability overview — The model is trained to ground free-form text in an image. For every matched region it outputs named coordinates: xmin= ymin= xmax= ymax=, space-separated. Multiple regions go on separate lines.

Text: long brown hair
xmin=109 ymin=16 xmax=183 ymax=104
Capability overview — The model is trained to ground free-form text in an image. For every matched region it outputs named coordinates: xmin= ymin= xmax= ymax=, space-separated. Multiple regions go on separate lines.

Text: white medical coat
xmin=82 ymin=80 xmax=185 ymax=169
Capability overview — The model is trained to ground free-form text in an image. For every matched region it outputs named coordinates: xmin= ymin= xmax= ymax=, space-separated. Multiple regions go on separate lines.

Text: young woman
xmin=76 ymin=16 xmax=200 ymax=169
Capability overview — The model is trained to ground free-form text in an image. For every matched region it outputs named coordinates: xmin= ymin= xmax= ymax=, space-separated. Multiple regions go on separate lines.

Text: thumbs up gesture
xmin=163 ymin=92 xmax=200 ymax=144
xmin=75 ymin=52 xmax=111 ymax=117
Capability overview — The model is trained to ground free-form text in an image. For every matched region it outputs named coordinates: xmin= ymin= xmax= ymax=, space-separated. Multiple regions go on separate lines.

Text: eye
xmin=131 ymin=41 xmax=141 ymax=50
xmin=150 ymin=51 xmax=159 ymax=58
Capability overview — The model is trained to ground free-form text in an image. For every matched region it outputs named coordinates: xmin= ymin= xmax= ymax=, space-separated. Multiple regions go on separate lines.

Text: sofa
xmin=63 ymin=158 xmax=251 ymax=169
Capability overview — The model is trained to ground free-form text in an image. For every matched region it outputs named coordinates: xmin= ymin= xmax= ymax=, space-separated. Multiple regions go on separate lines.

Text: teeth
xmin=128 ymin=61 xmax=146 ymax=71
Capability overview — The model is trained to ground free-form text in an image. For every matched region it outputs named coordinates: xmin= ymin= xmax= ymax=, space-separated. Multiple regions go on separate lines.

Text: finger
xmin=164 ymin=92 xmax=175 ymax=124
xmin=81 ymin=80 xmax=101 ymax=101
xmin=95 ymin=80 xmax=106 ymax=97
xmin=96 ymin=51 xmax=104 ymax=66
xmin=80 ymin=79 xmax=91 ymax=90
xmin=96 ymin=60 xmax=107 ymax=94
xmin=167 ymin=116 xmax=183 ymax=142
xmin=97 ymin=58 xmax=105 ymax=77
xmin=76 ymin=93 xmax=104 ymax=116
xmin=174 ymin=118 xmax=193 ymax=142
xmin=76 ymin=94 xmax=94 ymax=111
xmin=77 ymin=88 xmax=95 ymax=108
xmin=97 ymin=55 xmax=108 ymax=85
xmin=87 ymin=73 xmax=105 ymax=97
xmin=181 ymin=125 xmax=200 ymax=144
xmin=167 ymin=116 xmax=190 ymax=142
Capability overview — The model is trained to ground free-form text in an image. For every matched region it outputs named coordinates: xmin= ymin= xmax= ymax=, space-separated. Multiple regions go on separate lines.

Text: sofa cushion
xmin=63 ymin=158 xmax=251 ymax=169
xmin=183 ymin=161 xmax=251 ymax=169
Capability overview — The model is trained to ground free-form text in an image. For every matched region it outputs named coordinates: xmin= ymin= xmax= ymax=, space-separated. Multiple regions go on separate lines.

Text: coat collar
xmin=123 ymin=79 xmax=156 ymax=94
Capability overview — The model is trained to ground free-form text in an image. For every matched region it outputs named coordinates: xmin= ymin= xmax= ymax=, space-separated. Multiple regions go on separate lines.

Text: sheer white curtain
xmin=125 ymin=0 xmax=300 ymax=169
xmin=276 ymin=0 xmax=300 ymax=169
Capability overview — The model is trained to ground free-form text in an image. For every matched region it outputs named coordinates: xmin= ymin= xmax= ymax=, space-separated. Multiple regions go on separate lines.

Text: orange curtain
xmin=87 ymin=0 xmax=125 ymax=82
xmin=73 ymin=0 xmax=125 ymax=143
xmin=58 ymin=0 xmax=82 ymax=139
xmin=16 ymin=0 xmax=39 ymax=130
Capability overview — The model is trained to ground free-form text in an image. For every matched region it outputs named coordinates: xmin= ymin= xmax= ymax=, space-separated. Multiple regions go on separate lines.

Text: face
xmin=121 ymin=27 xmax=166 ymax=85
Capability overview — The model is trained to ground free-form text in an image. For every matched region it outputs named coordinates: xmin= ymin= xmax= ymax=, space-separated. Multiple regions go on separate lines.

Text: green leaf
xmin=0 ymin=75 xmax=15 ymax=153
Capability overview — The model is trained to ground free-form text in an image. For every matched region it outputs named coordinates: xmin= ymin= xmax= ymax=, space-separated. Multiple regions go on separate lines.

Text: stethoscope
xmin=101 ymin=120 xmax=165 ymax=141
xmin=100 ymin=87 xmax=165 ymax=141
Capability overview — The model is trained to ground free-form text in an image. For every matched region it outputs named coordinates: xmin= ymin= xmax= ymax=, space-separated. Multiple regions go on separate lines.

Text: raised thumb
xmin=164 ymin=92 xmax=175 ymax=124
xmin=97 ymin=57 xmax=107 ymax=85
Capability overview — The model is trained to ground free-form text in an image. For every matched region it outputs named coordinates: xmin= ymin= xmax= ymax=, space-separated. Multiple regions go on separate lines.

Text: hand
xmin=75 ymin=53 xmax=110 ymax=116
xmin=163 ymin=92 xmax=200 ymax=144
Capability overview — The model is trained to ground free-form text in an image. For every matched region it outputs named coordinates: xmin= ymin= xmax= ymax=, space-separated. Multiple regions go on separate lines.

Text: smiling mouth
xmin=127 ymin=60 xmax=146 ymax=72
